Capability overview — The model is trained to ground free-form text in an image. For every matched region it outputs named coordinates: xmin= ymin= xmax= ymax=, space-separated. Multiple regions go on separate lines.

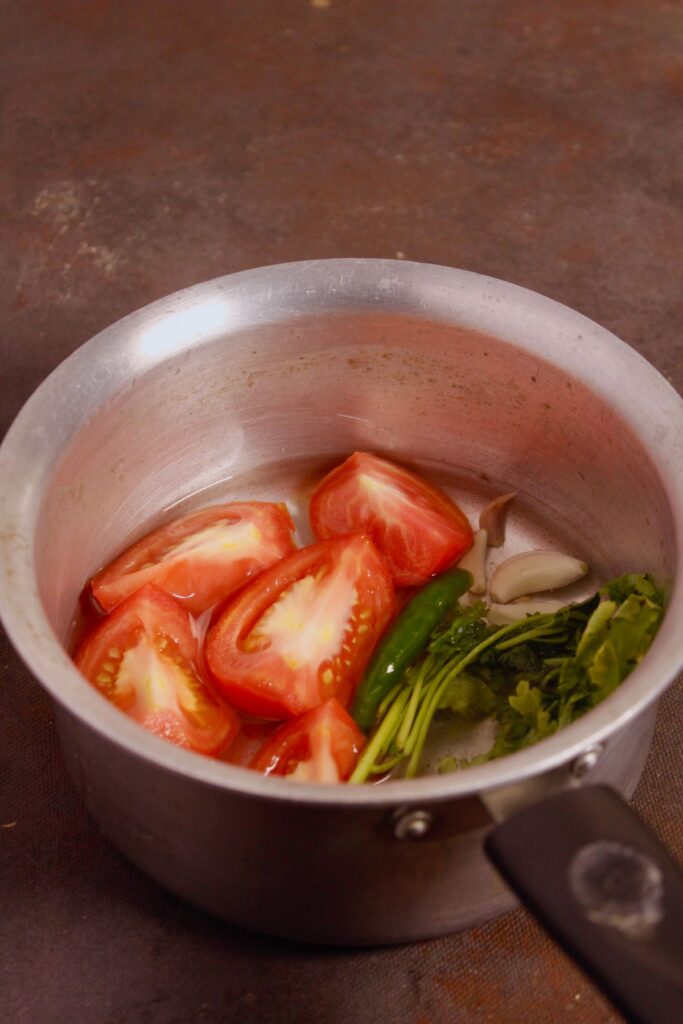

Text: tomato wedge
xmin=251 ymin=699 xmax=365 ymax=782
xmin=205 ymin=535 xmax=396 ymax=719
xmin=74 ymin=584 xmax=238 ymax=756
xmin=91 ymin=502 xmax=296 ymax=616
xmin=309 ymin=452 xmax=473 ymax=586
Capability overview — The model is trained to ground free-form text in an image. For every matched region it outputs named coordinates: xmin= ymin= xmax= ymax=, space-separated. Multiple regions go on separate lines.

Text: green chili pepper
xmin=351 ymin=567 xmax=473 ymax=731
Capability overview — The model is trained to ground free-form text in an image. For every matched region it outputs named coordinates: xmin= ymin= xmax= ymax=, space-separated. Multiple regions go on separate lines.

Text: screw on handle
xmin=485 ymin=785 xmax=683 ymax=1024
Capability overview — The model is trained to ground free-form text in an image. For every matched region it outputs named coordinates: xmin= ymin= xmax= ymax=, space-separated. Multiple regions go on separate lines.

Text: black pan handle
xmin=485 ymin=785 xmax=683 ymax=1024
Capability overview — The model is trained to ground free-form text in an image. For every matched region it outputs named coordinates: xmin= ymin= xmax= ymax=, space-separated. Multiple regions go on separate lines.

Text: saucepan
xmin=1 ymin=260 xmax=682 ymax=1023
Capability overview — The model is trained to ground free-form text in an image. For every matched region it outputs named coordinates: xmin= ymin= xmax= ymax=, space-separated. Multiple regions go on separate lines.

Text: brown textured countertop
xmin=2 ymin=2 xmax=682 ymax=1022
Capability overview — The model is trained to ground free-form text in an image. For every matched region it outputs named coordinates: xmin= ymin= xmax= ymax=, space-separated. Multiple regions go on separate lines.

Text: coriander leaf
xmin=600 ymin=572 xmax=662 ymax=605
xmin=556 ymin=660 xmax=593 ymax=725
xmin=428 ymin=601 xmax=494 ymax=659
xmin=489 ymin=681 xmax=557 ymax=757
xmin=437 ymin=671 xmax=497 ymax=716
xmin=574 ymin=600 xmax=618 ymax=665
xmin=588 ymin=640 xmax=622 ymax=697
xmin=485 ymin=642 xmax=543 ymax=675
xmin=438 ymin=751 xmax=490 ymax=774
xmin=508 ymin=680 xmax=554 ymax=739
xmin=588 ymin=592 xmax=664 ymax=699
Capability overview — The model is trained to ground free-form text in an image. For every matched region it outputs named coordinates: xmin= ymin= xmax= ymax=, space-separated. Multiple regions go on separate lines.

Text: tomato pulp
xmin=205 ymin=534 xmax=397 ymax=719
xmin=75 ymin=584 xmax=238 ymax=756
xmin=251 ymin=699 xmax=366 ymax=782
xmin=310 ymin=452 xmax=473 ymax=586
xmin=91 ymin=501 xmax=296 ymax=616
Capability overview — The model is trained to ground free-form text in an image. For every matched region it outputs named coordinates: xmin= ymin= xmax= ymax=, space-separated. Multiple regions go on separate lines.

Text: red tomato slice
xmin=251 ymin=699 xmax=365 ymax=782
xmin=205 ymin=535 xmax=396 ymax=719
xmin=309 ymin=452 xmax=473 ymax=586
xmin=91 ymin=502 xmax=296 ymax=616
xmin=74 ymin=584 xmax=238 ymax=756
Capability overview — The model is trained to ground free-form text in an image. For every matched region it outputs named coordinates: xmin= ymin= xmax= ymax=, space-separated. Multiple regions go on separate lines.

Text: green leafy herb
xmin=349 ymin=574 xmax=664 ymax=784
xmin=438 ymin=672 xmax=497 ymax=716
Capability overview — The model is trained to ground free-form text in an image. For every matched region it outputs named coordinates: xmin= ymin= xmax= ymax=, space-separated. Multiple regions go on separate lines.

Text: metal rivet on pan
xmin=571 ymin=744 xmax=604 ymax=779
xmin=393 ymin=808 xmax=434 ymax=840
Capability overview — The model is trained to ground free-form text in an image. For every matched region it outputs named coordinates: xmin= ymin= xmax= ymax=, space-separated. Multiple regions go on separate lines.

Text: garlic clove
xmin=457 ymin=529 xmax=488 ymax=594
xmin=487 ymin=599 xmax=568 ymax=625
xmin=489 ymin=550 xmax=588 ymax=604
xmin=479 ymin=492 xmax=516 ymax=547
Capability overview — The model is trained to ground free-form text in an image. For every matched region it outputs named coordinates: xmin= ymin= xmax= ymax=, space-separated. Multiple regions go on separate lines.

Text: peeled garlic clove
xmin=457 ymin=529 xmax=488 ymax=594
xmin=489 ymin=550 xmax=588 ymax=603
xmin=479 ymin=492 xmax=516 ymax=547
xmin=487 ymin=599 xmax=568 ymax=625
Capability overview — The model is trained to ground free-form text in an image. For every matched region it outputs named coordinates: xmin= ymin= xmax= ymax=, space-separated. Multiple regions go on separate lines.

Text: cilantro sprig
xmin=349 ymin=574 xmax=664 ymax=783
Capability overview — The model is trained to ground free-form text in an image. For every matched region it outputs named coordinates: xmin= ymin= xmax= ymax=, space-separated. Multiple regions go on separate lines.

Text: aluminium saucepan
xmin=1 ymin=260 xmax=682 ymax=1024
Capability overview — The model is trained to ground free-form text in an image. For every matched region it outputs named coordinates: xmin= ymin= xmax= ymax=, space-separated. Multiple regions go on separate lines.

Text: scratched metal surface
xmin=1 ymin=2 xmax=682 ymax=1022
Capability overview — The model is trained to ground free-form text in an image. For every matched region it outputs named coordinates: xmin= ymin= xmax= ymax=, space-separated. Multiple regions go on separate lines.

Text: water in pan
xmin=162 ymin=453 xmax=599 ymax=778
xmin=163 ymin=452 xmax=597 ymax=582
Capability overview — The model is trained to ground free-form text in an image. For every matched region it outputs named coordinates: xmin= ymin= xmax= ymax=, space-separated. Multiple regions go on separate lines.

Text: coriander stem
xmin=349 ymin=688 xmax=411 ymax=784
xmin=395 ymin=660 xmax=427 ymax=749
xmin=405 ymin=618 xmax=533 ymax=777
xmin=367 ymin=753 xmax=405 ymax=775
xmin=402 ymin=661 xmax=448 ymax=755
xmin=492 ymin=617 xmax=558 ymax=650
xmin=377 ymin=681 xmax=403 ymax=718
